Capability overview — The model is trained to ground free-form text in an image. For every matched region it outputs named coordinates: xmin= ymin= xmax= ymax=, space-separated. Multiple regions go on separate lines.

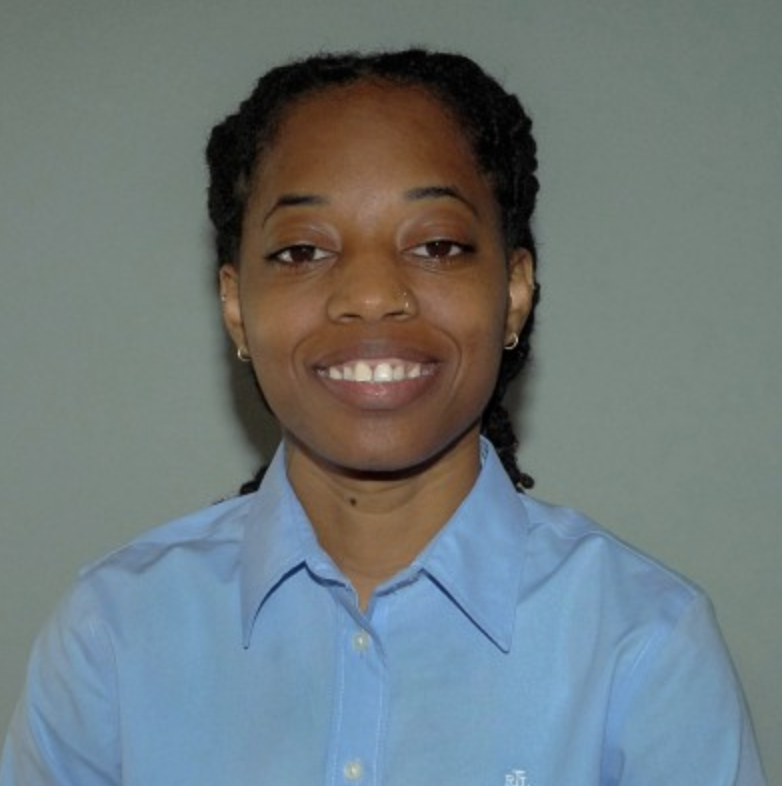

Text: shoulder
xmin=83 ymin=494 xmax=251 ymax=572
xmin=516 ymin=494 xmax=703 ymax=630
xmin=31 ymin=492 xmax=259 ymax=660
xmin=61 ymin=495 xmax=255 ymax=624
xmin=513 ymin=497 xmax=746 ymax=735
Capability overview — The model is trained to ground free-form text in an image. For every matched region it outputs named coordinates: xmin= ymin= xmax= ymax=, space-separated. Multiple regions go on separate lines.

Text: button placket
xmin=327 ymin=598 xmax=389 ymax=786
xmin=351 ymin=629 xmax=371 ymax=653
xmin=343 ymin=759 xmax=364 ymax=781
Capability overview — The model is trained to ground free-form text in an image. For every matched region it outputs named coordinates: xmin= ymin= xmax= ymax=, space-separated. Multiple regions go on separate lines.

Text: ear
xmin=218 ymin=264 xmax=248 ymax=352
xmin=505 ymin=248 xmax=536 ymax=341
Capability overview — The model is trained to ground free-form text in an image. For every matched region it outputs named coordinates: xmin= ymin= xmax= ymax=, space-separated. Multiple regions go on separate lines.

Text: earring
xmin=504 ymin=333 xmax=519 ymax=351
xmin=236 ymin=346 xmax=252 ymax=363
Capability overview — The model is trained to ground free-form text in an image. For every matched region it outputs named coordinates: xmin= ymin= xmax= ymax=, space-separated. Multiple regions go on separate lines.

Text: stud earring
xmin=504 ymin=333 xmax=519 ymax=351
xmin=236 ymin=346 xmax=252 ymax=363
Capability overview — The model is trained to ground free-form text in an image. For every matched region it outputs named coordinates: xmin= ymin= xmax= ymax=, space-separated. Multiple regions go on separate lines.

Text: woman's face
xmin=221 ymin=81 xmax=533 ymax=477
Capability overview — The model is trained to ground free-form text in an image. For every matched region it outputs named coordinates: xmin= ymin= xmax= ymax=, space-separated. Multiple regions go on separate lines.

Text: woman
xmin=1 ymin=49 xmax=766 ymax=785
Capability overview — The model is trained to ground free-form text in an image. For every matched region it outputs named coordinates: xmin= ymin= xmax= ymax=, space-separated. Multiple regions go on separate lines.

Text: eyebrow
xmin=262 ymin=185 xmax=479 ymax=225
xmin=262 ymin=193 xmax=328 ymax=225
xmin=403 ymin=185 xmax=479 ymax=217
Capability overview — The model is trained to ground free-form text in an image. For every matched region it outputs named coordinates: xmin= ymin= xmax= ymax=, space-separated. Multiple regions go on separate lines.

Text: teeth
xmin=322 ymin=359 xmax=430 ymax=383
xmin=374 ymin=362 xmax=393 ymax=382
xmin=354 ymin=361 xmax=372 ymax=382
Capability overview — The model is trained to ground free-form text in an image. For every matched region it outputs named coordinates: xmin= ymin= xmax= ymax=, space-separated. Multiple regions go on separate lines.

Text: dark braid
xmin=206 ymin=49 xmax=541 ymax=493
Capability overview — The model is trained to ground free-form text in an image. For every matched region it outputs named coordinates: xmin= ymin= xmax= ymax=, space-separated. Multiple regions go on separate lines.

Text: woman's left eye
xmin=408 ymin=239 xmax=473 ymax=260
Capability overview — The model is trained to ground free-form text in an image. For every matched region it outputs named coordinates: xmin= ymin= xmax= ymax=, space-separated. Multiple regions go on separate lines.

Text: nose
xmin=326 ymin=252 xmax=417 ymax=323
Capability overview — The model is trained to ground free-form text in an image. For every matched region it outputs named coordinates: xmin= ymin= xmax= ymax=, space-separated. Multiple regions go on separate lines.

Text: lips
xmin=318 ymin=358 xmax=436 ymax=383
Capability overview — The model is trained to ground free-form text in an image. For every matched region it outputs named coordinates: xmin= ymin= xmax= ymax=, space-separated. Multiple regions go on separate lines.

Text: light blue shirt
xmin=1 ymin=441 xmax=766 ymax=785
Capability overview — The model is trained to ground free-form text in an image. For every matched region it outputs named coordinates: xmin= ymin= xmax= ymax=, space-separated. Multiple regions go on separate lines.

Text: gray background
xmin=1 ymin=0 xmax=779 ymax=781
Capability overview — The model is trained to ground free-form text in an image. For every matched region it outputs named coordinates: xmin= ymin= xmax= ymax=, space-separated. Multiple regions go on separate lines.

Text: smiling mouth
xmin=317 ymin=359 xmax=436 ymax=383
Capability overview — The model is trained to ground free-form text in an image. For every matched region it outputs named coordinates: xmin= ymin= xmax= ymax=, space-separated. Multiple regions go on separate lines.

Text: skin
xmin=220 ymin=81 xmax=534 ymax=607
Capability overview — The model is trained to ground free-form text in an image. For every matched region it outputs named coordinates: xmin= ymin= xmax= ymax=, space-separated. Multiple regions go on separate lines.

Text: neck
xmin=284 ymin=433 xmax=482 ymax=609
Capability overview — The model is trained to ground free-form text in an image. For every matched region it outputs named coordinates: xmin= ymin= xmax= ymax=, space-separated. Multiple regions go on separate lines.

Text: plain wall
xmin=2 ymin=0 xmax=780 ymax=780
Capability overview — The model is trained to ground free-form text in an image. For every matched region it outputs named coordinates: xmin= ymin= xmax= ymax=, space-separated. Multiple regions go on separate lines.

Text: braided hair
xmin=206 ymin=49 xmax=541 ymax=492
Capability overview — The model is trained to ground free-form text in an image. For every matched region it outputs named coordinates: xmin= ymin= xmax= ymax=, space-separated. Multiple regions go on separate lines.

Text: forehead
xmin=278 ymin=80 xmax=460 ymax=135
xmin=251 ymin=81 xmax=486 ymax=194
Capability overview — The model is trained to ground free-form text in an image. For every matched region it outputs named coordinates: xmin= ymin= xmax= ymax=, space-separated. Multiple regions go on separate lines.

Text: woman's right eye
xmin=267 ymin=244 xmax=333 ymax=265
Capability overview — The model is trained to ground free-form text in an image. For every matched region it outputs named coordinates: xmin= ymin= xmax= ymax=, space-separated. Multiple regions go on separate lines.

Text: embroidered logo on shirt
xmin=504 ymin=770 xmax=530 ymax=786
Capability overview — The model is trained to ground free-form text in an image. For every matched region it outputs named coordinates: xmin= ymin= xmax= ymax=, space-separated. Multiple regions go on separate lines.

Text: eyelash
xmin=407 ymin=239 xmax=475 ymax=261
xmin=266 ymin=244 xmax=334 ymax=266
xmin=265 ymin=239 xmax=475 ymax=267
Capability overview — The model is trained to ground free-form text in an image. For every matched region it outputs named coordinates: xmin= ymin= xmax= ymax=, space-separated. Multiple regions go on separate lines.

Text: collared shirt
xmin=1 ymin=440 xmax=767 ymax=785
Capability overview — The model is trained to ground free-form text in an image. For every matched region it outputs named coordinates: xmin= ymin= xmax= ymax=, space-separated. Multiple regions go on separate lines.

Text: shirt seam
xmin=601 ymin=589 xmax=702 ymax=783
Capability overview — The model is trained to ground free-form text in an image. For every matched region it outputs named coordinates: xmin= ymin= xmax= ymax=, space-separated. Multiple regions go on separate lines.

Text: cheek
xmin=455 ymin=284 xmax=509 ymax=393
xmin=421 ymin=284 xmax=508 ymax=413
xmin=241 ymin=278 xmax=307 ymax=342
xmin=240 ymin=293 xmax=307 ymax=381
xmin=422 ymin=277 xmax=508 ymax=349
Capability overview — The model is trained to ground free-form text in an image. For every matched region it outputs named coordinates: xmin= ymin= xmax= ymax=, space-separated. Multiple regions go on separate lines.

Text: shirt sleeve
xmin=605 ymin=593 xmax=767 ymax=786
xmin=0 ymin=585 xmax=121 ymax=786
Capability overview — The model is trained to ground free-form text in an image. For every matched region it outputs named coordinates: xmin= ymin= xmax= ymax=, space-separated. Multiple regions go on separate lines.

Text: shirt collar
xmin=240 ymin=438 xmax=531 ymax=652
xmin=403 ymin=439 xmax=531 ymax=652
xmin=239 ymin=447 xmax=341 ymax=647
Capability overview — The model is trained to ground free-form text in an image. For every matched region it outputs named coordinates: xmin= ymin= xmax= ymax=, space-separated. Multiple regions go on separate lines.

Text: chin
xmin=303 ymin=426 xmax=481 ymax=480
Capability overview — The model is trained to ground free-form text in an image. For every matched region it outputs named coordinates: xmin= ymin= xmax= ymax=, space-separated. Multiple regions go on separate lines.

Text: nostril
xmin=327 ymin=281 xmax=417 ymax=322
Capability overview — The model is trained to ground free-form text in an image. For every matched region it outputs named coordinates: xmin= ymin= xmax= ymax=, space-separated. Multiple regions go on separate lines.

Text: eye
xmin=267 ymin=244 xmax=334 ymax=265
xmin=408 ymin=239 xmax=474 ymax=261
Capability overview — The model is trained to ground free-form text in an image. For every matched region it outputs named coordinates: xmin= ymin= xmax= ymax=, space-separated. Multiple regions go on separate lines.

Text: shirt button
xmin=351 ymin=630 xmax=371 ymax=652
xmin=343 ymin=759 xmax=364 ymax=781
